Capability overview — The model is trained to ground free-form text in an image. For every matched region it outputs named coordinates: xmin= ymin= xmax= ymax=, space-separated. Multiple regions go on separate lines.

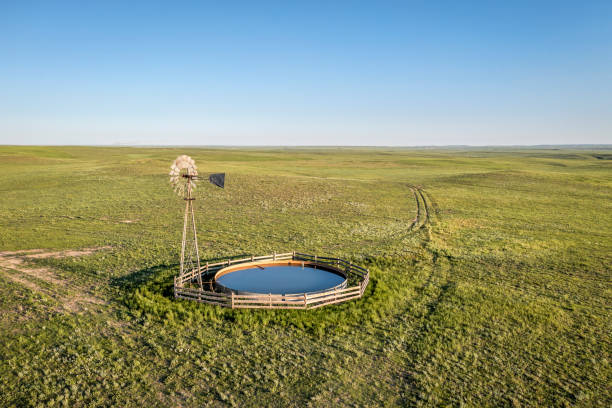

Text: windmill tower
xmin=170 ymin=155 xmax=202 ymax=289
xmin=170 ymin=155 xmax=225 ymax=290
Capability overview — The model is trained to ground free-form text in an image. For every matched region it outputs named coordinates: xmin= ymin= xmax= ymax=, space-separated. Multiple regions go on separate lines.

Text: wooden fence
xmin=174 ymin=251 xmax=369 ymax=309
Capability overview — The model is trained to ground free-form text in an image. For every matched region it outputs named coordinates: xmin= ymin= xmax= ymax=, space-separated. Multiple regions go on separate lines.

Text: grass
xmin=0 ymin=145 xmax=610 ymax=407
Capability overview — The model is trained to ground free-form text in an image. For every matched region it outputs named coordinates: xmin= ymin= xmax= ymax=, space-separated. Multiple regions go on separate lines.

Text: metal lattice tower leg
xmin=179 ymin=181 xmax=202 ymax=289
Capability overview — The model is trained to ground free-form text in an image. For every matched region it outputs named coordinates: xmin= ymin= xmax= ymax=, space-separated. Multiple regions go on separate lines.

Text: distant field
xmin=0 ymin=146 xmax=610 ymax=407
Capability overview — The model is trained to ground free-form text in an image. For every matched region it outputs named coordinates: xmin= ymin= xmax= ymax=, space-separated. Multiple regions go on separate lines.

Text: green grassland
xmin=0 ymin=146 xmax=610 ymax=407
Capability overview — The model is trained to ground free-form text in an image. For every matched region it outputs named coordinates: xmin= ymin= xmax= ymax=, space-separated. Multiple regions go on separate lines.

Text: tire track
xmin=365 ymin=185 xmax=458 ymax=404
xmin=406 ymin=184 xmax=430 ymax=231
xmin=416 ymin=187 xmax=430 ymax=227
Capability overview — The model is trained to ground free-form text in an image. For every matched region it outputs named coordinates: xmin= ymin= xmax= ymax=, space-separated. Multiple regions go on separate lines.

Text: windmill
xmin=170 ymin=155 xmax=225 ymax=289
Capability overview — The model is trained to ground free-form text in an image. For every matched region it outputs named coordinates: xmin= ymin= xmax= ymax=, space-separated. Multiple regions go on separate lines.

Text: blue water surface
xmin=216 ymin=265 xmax=345 ymax=294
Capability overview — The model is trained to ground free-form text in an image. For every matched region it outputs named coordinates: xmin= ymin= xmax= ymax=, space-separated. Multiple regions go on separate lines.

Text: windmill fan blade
xmin=169 ymin=155 xmax=206 ymax=197
xmin=209 ymin=173 xmax=225 ymax=188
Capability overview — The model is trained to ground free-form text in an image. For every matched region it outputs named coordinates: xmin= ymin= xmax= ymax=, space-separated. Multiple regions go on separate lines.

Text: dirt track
xmin=0 ymin=247 xmax=110 ymax=312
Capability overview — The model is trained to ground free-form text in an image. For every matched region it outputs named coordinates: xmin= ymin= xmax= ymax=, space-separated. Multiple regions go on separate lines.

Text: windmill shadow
xmin=111 ymin=253 xmax=252 ymax=296
xmin=111 ymin=263 xmax=178 ymax=293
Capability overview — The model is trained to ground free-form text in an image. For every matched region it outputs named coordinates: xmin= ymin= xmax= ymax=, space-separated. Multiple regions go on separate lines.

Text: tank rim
xmin=213 ymin=259 xmax=347 ymax=295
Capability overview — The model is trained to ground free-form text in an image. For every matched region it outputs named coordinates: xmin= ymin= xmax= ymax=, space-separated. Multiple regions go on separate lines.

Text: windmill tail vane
xmin=208 ymin=173 xmax=225 ymax=188
xmin=169 ymin=155 xmax=225 ymax=290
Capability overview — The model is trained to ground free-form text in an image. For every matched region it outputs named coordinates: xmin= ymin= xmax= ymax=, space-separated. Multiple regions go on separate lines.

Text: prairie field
xmin=0 ymin=146 xmax=610 ymax=407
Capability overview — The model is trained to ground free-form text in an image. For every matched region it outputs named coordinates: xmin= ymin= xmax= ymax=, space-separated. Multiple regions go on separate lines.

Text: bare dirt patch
xmin=0 ymin=268 xmax=45 ymax=294
xmin=24 ymin=246 xmax=112 ymax=259
xmin=0 ymin=247 xmax=110 ymax=313
xmin=0 ymin=249 xmax=47 ymax=256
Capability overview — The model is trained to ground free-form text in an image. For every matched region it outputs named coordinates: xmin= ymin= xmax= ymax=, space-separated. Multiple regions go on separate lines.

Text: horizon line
xmin=1 ymin=143 xmax=611 ymax=150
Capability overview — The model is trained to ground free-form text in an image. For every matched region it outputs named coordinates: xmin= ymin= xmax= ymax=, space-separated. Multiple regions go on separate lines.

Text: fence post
xmin=303 ymin=293 xmax=307 ymax=307
xmin=251 ymin=254 xmax=254 ymax=262
xmin=292 ymin=250 xmax=295 ymax=260
xmin=231 ymin=292 xmax=234 ymax=309
xmin=273 ymin=251 xmax=276 ymax=261
xmin=269 ymin=293 xmax=272 ymax=308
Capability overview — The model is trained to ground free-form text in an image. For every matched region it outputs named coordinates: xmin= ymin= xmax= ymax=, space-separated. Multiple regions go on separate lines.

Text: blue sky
xmin=1 ymin=1 xmax=610 ymax=146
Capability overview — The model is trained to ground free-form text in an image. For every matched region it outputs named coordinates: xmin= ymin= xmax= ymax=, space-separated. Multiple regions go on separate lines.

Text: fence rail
xmin=174 ymin=251 xmax=369 ymax=310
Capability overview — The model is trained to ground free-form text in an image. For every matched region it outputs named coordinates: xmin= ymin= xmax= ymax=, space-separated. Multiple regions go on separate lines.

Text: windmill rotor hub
xmin=169 ymin=155 xmax=198 ymax=197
